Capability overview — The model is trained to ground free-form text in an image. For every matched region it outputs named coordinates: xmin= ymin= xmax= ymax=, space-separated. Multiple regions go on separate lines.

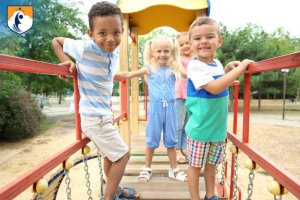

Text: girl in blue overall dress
xmin=115 ymin=36 xmax=188 ymax=183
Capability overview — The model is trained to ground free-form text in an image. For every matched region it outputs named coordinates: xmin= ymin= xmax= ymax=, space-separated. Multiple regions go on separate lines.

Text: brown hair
xmin=188 ymin=16 xmax=221 ymax=38
xmin=88 ymin=1 xmax=123 ymax=30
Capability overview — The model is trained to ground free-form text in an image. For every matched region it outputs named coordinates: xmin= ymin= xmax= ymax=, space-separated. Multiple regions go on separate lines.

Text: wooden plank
xmin=125 ymin=164 xmax=189 ymax=175
xmin=119 ymin=176 xmax=205 ymax=200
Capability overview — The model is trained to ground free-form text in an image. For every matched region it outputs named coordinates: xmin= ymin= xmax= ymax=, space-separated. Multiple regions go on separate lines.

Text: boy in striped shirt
xmin=52 ymin=1 xmax=138 ymax=200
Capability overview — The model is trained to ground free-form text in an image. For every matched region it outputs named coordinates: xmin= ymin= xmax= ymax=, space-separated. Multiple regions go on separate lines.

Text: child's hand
xmin=58 ymin=60 xmax=76 ymax=81
xmin=224 ymin=61 xmax=241 ymax=73
xmin=239 ymin=59 xmax=254 ymax=71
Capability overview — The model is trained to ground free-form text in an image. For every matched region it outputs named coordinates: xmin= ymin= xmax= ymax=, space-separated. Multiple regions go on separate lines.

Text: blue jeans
xmin=176 ymin=98 xmax=188 ymax=150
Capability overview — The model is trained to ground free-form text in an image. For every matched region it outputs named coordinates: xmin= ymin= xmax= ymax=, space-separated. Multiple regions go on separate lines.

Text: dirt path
xmin=0 ymin=101 xmax=299 ymax=199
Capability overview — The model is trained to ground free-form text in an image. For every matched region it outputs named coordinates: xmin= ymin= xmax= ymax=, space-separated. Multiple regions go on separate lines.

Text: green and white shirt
xmin=185 ymin=59 xmax=229 ymax=142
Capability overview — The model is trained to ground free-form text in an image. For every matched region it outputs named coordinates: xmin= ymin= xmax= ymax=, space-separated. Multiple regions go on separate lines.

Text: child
xmin=116 ymin=36 xmax=187 ymax=183
xmin=52 ymin=2 xmax=139 ymax=200
xmin=186 ymin=16 xmax=253 ymax=200
xmin=175 ymin=32 xmax=192 ymax=164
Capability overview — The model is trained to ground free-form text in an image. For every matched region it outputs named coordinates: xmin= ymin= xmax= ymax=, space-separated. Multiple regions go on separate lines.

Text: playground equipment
xmin=1 ymin=52 xmax=300 ymax=199
xmin=0 ymin=0 xmax=300 ymax=199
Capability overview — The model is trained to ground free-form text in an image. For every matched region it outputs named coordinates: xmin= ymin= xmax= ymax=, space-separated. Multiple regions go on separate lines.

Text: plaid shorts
xmin=187 ymin=136 xmax=225 ymax=168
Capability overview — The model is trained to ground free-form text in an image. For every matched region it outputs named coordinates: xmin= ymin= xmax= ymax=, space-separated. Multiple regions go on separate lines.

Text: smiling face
xmin=177 ymin=34 xmax=191 ymax=57
xmin=151 ymin=40 xmax=172 ymax=67
xmin=88 ymin=15 xmax=123 ymax=53
xmin=189 ymin=24 xmax=223 ymax=63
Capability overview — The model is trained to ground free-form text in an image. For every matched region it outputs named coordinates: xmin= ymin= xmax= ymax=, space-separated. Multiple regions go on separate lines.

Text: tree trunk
xmin=58 ymin=94 xmax=62 ymax=104
xmin=258 ymin=91 xmax=261 ymax=111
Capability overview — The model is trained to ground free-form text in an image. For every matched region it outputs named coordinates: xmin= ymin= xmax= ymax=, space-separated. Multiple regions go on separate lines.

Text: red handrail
xmin=0 ymin=54 xmax=128 ymax=200
xmin=0 ymin=137 xmax=90 ymax=200
xmin=0 ymin=54 xmax=73 ymax=76
xmin=1 ymin=51 xmax=300 ymax=199
xmin=228 ymin=132 xmax=300 ymax=197
xmin=227 ymin=51 xmax=300 ymax=199
xmin=247 ymin=52 xmax=300 ymax=74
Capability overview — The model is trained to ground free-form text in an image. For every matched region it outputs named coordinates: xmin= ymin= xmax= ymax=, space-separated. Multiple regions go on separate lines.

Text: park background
xmin=0 ymin=0 xmax=300 ymax=199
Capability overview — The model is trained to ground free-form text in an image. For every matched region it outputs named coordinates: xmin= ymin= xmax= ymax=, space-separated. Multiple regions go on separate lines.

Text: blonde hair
xmin=176 ymin=32 xmax=188 ymax=40
xmin=143 ymin=36 xmax=181 ymax=77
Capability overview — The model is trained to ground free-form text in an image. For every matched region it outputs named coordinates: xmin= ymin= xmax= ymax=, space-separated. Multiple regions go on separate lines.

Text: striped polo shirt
xmin=185 ymin=59 xmax=229 ymax=142
xmin=63 ymin=39 xmax=119 ymax=116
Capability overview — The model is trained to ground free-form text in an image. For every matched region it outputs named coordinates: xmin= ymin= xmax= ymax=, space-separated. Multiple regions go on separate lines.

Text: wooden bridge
xmin=121 ymin=133 xmax=209 ymax=200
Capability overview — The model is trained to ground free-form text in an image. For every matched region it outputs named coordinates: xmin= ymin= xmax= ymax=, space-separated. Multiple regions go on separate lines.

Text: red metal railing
xmin=227 ymin=51 xmax=300 ymax=199
xmin=0 ymin=52 xmax=300 ymax=199
xmin=0 ymin=54 xmax=128 ymax=200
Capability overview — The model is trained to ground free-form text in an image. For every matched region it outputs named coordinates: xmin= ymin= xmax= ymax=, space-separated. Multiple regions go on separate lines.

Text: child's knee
xmin=204 ymin=163 xmax=216 ymax=173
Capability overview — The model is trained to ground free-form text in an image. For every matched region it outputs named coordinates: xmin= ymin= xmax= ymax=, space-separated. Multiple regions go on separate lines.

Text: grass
xmin=233 ymin=99 xmax=300 ymax=115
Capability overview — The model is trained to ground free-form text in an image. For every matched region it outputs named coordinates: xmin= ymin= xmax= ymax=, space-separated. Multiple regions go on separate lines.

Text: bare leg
xmin=103 ymin=151 xmax=130 ymax=200
xmin=145 ymin=147 xmax=154 ymax=167
xmin=138 ymin=147 xmax=154 ymax=182
xmin=167 ymin=147 xmax=177 ymax=169
xmin=106 ymin=156 xmax=139 ymax=198
xmin=204 ymin=163 xmax=216 ymax=198
xmin=104 ymin=157 xmax=112 ymax=177
xmin=188 ymin=165 xmax=201 ymax=200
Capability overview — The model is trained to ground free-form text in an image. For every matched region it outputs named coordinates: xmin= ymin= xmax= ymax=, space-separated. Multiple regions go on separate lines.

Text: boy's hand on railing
xmin=58 ymin=60 xmax=76 ymax=81
xmin=224 ymin=61 xmax=241 ymax=73
xmin=225 ymin=60 xmax=254 ymax=74
xmin=239 ymin=59 xmax=255 ymax=72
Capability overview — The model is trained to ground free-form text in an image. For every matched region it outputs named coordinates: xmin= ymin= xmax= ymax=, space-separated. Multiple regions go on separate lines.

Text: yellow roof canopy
xmin=118 ymin=0 xmax=209 ymax=35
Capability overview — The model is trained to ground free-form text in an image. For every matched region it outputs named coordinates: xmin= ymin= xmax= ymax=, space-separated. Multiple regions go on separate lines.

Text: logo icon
xmin=7 ymin=6 xmax=33 ymax=34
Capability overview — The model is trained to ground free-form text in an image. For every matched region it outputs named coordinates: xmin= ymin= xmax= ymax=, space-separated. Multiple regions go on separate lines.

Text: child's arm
xmin=52 ymin=37 xmax=76 ymax=77
xmin=203 ymin=59 xmax=254 ymax=94
xmin=52 ymin=37 xmax=72 ymax=62
xmin=115 ymin=67 xmax=149 ymax=80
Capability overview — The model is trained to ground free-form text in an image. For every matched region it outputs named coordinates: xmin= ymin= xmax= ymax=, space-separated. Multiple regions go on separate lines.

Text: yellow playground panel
xmin=117 ymin=0 xmax=210 ymax=144
xmin=118 ymin=0 xmax=209 ymax=35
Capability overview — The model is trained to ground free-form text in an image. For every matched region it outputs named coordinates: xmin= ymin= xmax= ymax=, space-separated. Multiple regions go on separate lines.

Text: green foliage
xmin=0 ymin=0 xmax=87 ymax=141
xmin=0 ymin=72 xmax=45 ymax=142
xmin=287 ymin=68 xmax=300 ymax=100
xmin=0 ymin=0 xmax=87 ymax=96
xmin=218 ymin=23 xmax=300 ymax=99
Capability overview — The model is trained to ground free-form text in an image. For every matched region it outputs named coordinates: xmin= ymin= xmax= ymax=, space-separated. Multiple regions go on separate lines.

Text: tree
xmin=0 ymin=0 xmax=87 ymax=101
xmin=218 ymin=24 xmax=300 ymax=108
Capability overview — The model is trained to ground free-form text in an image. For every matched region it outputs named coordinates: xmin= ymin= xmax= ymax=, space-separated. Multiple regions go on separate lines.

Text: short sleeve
xmin=188 ymin=60 xmax=214 ymax=90
xmin=63 ymin=38 xmax=84 ymax=61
